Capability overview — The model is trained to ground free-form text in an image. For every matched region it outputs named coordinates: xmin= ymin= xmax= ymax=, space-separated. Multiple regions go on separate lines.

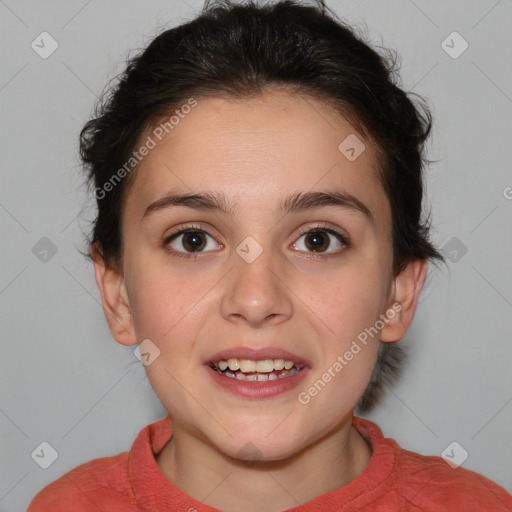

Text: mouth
xmin=204 ymin=347 xmax=310 ymax=398
xmin=208 ymin=358 xmax=305 ymax=381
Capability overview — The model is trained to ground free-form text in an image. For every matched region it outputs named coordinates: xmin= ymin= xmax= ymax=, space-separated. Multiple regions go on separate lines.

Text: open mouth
xmin=208 ymin=358 xmax=305 ymax=381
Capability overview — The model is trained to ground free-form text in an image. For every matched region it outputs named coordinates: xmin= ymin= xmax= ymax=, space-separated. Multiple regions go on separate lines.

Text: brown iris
xmin=304 ymin=231 xmax=330 ymax=252
xmin=182 ymin=231 xmax=207 ymax=252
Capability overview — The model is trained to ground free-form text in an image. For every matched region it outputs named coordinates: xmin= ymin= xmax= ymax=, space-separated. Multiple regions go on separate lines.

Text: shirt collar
xmin=129 ymin=415 xmax=397 ymax=510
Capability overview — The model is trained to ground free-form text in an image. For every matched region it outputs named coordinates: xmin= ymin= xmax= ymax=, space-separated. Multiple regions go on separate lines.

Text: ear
xmin=91 ymin=245 xmax=137 ymax=346
xmin=380 ymin=258 xmax=428 ymax=343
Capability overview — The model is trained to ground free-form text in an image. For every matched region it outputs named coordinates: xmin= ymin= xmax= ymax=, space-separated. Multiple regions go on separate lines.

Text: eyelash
xmin=163 ymin=222 xmax=350 ymax=261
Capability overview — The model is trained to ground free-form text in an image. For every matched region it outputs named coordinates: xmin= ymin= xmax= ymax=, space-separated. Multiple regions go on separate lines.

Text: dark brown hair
xmin=80 ymin=0 xmax=445 ymax=411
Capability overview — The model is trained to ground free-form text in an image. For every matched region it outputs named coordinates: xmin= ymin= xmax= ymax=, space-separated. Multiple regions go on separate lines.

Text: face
xmin=109 ymin=90 xmax=401 ymax=460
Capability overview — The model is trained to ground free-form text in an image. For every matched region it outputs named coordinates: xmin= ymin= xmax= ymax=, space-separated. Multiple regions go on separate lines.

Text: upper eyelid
xmin=166 ymin=222 xmax=346 ymax=238
xmin=296 ymin=222 xmax=348 ymax=237
xmin=165 ymin=224 xmax=220 ymax=240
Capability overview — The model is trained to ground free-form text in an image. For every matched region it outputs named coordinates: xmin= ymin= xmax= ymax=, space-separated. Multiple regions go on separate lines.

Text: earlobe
xmin=380 ymin=258 xmax=428 ymax=343
xmin=91 ymin=245 xmax=137 ymax=346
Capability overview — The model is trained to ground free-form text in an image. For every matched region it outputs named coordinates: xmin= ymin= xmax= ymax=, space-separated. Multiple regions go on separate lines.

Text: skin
xmin=93 ymin=89 xmax=426 ymax=511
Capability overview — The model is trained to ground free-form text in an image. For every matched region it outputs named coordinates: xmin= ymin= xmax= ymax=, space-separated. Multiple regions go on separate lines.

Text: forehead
xmin=124 ymin=90 xmax=390 ymax=228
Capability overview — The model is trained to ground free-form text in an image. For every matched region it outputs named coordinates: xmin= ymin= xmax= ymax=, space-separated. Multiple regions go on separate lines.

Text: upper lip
xmin=205 ymin=346 xmax=310 ymax=366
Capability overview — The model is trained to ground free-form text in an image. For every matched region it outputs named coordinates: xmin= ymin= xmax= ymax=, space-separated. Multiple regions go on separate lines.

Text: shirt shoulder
xmin=26 ymin=451 xmax=137 ymax=512
xmin=395 ymin=443 xmax=512 ymax=511
xmin=350 ymin=418 xmax=512 ymax=511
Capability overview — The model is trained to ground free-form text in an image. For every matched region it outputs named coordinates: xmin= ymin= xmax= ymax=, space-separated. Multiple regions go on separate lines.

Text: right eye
xmin=165 ymin=227 xmax=222 ymax=257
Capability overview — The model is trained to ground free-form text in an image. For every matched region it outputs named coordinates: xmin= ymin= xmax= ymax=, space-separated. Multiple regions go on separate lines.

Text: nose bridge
xmin=220 ymin=241 xmax=293 ymax=326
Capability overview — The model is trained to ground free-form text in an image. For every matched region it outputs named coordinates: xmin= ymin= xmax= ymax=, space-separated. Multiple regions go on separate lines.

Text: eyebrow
xmin=143 ymin=190 xmax=374 ymax=225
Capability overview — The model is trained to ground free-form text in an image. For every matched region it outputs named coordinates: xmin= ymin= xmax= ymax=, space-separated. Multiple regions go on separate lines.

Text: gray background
xmin=1 ymin=0 xmax=511 ymax=510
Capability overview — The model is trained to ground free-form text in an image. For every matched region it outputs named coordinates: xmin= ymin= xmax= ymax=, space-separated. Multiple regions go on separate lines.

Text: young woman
xmin=28 ymin=1 xmax=512 ymax=510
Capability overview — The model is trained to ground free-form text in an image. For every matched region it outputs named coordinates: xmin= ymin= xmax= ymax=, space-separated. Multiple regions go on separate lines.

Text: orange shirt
xmin=27 ymin=416 xmax=512 ymax=511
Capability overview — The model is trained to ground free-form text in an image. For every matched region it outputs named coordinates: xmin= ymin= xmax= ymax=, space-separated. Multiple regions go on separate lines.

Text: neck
xmin=155 ymin=414 xmax=372 ymax=511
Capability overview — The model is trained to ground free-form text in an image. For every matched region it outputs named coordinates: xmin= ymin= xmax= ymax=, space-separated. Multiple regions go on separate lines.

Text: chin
xmin=223 ymin=437 xmax=305 ymax=463
xmin=203 ymin=417 xmax=309 ymax=462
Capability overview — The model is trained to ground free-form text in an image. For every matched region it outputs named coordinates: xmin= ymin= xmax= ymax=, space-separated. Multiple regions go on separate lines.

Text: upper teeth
xmin=216 ymin=358 xmax=297 ymax=373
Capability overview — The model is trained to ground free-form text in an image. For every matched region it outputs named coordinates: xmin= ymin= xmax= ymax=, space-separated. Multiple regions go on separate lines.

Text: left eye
xmin=292 ymin=230 xmax=347 ymax=253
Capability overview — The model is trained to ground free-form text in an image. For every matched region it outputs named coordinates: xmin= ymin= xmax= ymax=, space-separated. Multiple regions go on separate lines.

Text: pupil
xmin=305 ymin=231 xmax=328 ymax=252
xmin=183 ymin=232 xmax=206 ymax=252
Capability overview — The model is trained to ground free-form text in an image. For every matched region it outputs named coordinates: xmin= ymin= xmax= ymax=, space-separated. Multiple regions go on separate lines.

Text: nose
xmin=220 ymin=247 xmax=294 ymax=328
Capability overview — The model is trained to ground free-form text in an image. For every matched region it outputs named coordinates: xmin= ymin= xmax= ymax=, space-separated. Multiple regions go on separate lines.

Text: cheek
xmin=126 ymin=260 xmax=208 ymax=340
xmin=297 ymin=258 xmax=387 ymax=343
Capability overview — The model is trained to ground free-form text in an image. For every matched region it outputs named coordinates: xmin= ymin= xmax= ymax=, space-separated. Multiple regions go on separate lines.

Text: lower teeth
xmin=213 ymin=366 xmax=301 ymax=381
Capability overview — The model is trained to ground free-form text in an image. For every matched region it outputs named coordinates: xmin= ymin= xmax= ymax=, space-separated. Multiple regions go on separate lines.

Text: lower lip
xmin=204 ymin=364 xmax=310 ymax=399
